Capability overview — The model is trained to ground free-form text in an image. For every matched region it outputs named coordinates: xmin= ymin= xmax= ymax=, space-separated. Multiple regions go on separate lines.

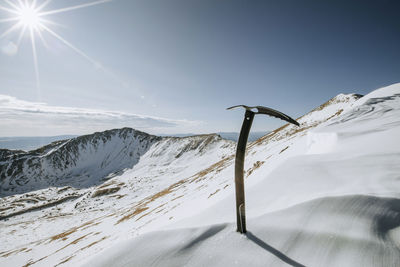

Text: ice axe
xmin=227 ymin=105 xmax=300 ymax=234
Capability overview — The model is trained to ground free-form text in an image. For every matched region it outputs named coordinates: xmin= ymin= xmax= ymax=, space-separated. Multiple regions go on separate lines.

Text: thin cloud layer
xmin=0 ymin=95 xmax=200 ymax=136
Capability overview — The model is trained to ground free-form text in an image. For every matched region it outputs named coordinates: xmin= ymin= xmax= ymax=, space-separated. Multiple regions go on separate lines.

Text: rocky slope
xmin=0 ymin=128 xmax=161 ymax=196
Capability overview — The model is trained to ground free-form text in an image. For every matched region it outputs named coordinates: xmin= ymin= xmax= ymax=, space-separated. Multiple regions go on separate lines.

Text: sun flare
xmin=0 ymin=0 xmax=111 ymax=89
xmin=18 ymin=5 xmax=41 ymax=29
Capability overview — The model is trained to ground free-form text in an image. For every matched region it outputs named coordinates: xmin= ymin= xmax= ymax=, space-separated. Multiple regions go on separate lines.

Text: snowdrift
xmin=88 ymin=195 xmax=400 ymax=267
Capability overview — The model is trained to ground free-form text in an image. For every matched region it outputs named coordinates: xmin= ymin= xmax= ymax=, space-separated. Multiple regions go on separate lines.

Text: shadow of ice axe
xmin=227 ymin=105 xmax=300 ymax=234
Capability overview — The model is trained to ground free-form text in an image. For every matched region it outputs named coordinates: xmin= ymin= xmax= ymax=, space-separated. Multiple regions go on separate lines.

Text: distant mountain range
xmin=0 ymin=135 xmax=77 ymax=151
xmin=0 ymin=132 xmax=268 ymax=151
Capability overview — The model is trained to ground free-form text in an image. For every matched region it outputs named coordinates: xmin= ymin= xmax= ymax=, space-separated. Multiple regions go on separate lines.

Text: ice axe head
xmin=227 ymin=105 xmax=300 ymax=126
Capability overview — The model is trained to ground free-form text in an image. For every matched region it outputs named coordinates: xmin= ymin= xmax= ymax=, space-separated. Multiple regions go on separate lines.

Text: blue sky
xmin=0 ymin=0 xmax=399 ymax=136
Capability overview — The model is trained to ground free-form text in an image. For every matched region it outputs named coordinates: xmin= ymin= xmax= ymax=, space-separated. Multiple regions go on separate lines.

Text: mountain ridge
xmin=0 ymin=128 xmax=233 ymax=197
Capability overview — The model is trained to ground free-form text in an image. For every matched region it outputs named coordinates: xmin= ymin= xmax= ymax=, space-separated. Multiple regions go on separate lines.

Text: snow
xmin=306 ymin=132 xmax=338 ymax=154
xmin=88 ymin=195 xmax=400 ymax=267
xmin=1 ymin=83 xmax=400 ymax=266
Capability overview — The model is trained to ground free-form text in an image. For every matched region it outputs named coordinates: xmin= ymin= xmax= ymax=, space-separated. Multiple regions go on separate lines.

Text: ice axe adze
xmin=227 ymin=105 xmax=300 ymax=234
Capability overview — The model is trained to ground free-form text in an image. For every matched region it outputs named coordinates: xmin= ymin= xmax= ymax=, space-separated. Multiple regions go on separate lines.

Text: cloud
xmin=0 ymin=95 xmax=201 ymax=136
xmin=1 ymin=41 xmax=18 ymax=56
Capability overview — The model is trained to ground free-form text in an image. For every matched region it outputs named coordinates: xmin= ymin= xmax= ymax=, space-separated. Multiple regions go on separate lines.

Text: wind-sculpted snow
xmin=87 ymin=195 xmax=400 ymax=267
xmin=333 ymin=94 xmax=400 ymax=125
xmin=1 ymin=83 xmax=400 ymax=267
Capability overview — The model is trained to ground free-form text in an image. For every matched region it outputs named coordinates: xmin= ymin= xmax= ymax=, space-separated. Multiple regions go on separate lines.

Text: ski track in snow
xmin=1 ymin=83 xmax=400 ymax=266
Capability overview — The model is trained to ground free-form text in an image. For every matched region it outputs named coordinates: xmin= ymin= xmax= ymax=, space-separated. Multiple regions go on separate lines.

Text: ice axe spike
xmin=227 ymin=105 xmax=300 ymax=234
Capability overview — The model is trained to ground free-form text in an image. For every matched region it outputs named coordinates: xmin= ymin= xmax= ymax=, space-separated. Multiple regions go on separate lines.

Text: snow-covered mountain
xmin=1 ymin=83 xmax=400 ymax=267
xmin=0 ymin=128 xmax=161 ymax=196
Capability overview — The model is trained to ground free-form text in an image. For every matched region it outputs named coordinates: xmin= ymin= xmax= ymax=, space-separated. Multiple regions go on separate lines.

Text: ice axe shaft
xmin=235 ymin=110 xmax=254 ymax=233
xmin=227 ymin=105 xmax=299 ymax=234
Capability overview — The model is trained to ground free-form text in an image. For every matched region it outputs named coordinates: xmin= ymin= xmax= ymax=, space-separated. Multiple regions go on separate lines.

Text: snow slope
xmin=0 ymin=130 xmax=235 ymax=266
xmin=86 ymin=83 xmax=400 ymax=267
xmin=1 ymin=83 xmax=400 ymax=267
xmin=89 ymin=195 xmax=400 ymax=267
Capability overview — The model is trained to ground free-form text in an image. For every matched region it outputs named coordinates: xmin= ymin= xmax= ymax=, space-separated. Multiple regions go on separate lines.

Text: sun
xmin=0 ymin=0 xmax=112 ymax=89
xmin=18 ymin=4 xmax=41 ymax=29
